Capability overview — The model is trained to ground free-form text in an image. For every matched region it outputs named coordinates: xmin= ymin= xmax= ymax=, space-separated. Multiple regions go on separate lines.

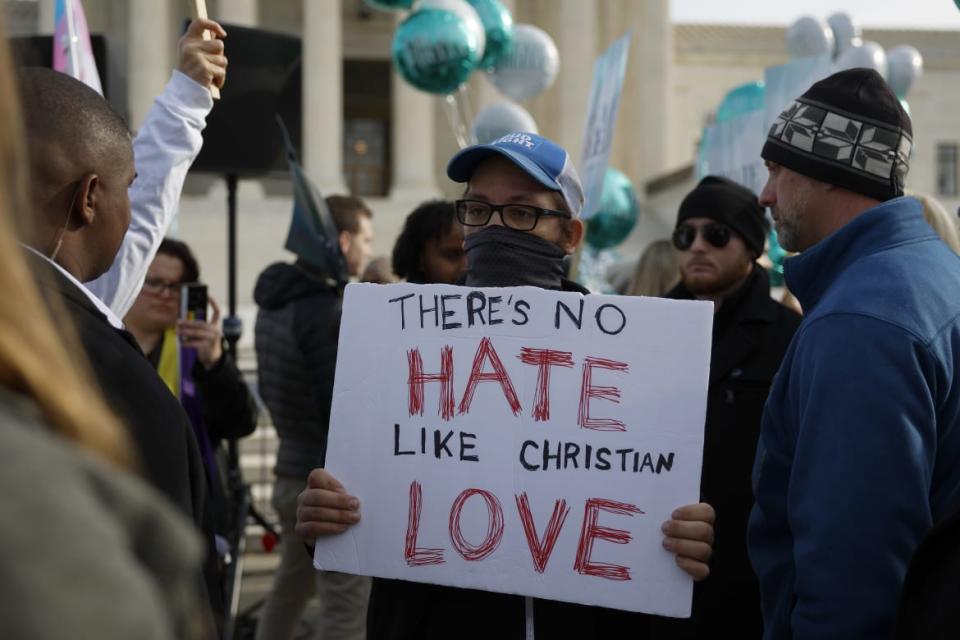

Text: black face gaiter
xmin=463 ymin=226 xmax=567 ymax=289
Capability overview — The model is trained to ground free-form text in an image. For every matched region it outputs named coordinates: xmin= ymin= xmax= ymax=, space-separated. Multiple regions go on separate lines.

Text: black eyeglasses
xmin=455 ymin=199 xmax=570 ymax=232
xmin=143 ymin=277 xmax=184 ymax=296
xmin=672 ymin=223 xmax=733 ymax=251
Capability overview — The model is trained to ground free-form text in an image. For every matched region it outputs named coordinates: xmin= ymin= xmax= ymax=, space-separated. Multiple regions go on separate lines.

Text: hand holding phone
xmin=180 ymin=283 xmax=208 ymax=322
xmin=178 ymin=286 xmax=223 ymax=369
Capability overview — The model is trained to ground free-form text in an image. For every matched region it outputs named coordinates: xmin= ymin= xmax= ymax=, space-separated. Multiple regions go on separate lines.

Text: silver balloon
xmin=786 ymin=16 xmax=835 ymax=59
xmin=886 ymin=45 xmax=923 ymax=98
xmin=836 ymin=41 xmax=888 ymax=80
xmin=419 ymin=0 xmax=486 ymax=63
xmin=470 ymin=101 xmax=538 ymax=144
xmin=486 ymin=24 xmax=559 ymax=102
xmin=826 ymin=12 xmax=862 ymax=59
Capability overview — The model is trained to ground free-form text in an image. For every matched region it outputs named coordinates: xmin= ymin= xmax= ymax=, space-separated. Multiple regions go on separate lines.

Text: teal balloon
xmin=392 ymin=8 xmax=481 ymax=95
xmin=364 ymin=0 xmax=416 ymax=10
xmin=716 ymin=81 xmax=765 ymax=123
xmin=586 ymin=169 xmax=639 ymax=251
xmin=767 ymin=228 xmax=787 ymax=287
xmin=467 ymin=0 xmax=514 ymax=70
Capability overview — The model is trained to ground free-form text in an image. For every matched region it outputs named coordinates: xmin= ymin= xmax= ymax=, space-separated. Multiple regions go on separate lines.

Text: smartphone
xmin=180 ymin=283 xmax=208 ymax=322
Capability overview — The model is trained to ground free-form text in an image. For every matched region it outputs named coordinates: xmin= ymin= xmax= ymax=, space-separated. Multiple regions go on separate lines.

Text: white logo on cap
xmin=495 ymin=133 xmax=535 ymax=149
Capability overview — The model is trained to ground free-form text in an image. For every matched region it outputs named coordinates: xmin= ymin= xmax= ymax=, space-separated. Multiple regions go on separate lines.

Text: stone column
xmin=389 ymin=67 xmax=438 ymax=201
xmin=303 ymin=0 xmax=347 ymax=194
xmin=548 ymin=0 xmax=597 ymax=163
xmin=37 ymin=0 xmax=55 ymax=33
xmin=128 ymin=0 xmax=173 ymax=131
xmin=389 ymin=10 xmax=437 ymax=202
xmin=622 ymin=0 xmax=671 ymax=182
xmin=216 ymin=0 xmax=257 ymax=27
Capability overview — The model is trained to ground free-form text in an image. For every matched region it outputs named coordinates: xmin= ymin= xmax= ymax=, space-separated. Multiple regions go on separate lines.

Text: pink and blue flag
xmin=53 ymin=0 xmax=103 ymax=95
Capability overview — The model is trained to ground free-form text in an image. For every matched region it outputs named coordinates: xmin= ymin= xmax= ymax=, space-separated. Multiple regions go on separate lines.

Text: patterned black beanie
xmin=676 ymin=176 xmax=768 ymax=256
xmin=761 ymin=67 xmax=912 ymax=202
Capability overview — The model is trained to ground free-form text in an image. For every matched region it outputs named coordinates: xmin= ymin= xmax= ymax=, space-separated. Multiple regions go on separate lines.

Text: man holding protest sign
xmin=750 ymin=68 xmax=960 ymax=638
xmin=296 ymin=132 xmax=716 ymax=639
xmin=651 ymin=176 xmax=800 ymax=638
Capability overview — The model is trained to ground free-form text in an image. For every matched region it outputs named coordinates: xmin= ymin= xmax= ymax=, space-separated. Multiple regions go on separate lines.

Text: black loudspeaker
xmin=10 ymin=34 xmax=110 ymax=98
xmin=190 ymin=23 xmax=302 ymax=177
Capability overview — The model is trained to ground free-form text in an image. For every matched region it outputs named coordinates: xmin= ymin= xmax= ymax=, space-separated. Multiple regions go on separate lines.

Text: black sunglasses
xmin=672 ymin=223 xmax=733 ymax=251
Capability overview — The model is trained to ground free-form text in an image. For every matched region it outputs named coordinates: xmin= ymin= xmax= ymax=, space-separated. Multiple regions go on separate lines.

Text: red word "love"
xmin=404 ymin=480 xmax=644 ymax=581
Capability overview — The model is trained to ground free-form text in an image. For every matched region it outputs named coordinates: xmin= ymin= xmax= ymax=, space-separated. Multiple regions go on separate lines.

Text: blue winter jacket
xmin=748 ymin=197 xmax=960 ymax=639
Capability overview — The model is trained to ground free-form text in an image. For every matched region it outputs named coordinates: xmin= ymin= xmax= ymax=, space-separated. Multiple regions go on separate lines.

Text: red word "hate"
xmin=407 ymin=338 xmax=629 ymax=430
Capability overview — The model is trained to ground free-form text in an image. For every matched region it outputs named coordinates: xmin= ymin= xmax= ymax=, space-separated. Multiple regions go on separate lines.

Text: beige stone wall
xmin=10 ymin=1 xmax=960 ymax=298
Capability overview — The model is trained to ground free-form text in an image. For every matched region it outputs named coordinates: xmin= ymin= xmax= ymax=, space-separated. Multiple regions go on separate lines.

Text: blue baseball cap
xmin=446 ymin=132 xmax=585 ymax=218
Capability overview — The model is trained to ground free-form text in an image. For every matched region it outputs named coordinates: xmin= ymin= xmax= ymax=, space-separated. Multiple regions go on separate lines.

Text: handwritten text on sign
xmin=314 ymin=284 xmax=712 ymax=616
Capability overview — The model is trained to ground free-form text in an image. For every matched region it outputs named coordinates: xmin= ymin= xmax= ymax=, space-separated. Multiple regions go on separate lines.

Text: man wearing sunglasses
xmin=653 ymin=175 xmax=800 ymax=639
xmin=295 ymin=132 xmax=717 ymax=638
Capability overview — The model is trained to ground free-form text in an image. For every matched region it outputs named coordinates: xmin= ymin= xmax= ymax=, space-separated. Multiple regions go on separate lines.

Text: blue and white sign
xmin=697 ymin=54 xmax=835 ymax=197
xmin=580 ymin=32 xmax=631 ymax=220
xmin=697 ymin=110 xmax=767 ymax=196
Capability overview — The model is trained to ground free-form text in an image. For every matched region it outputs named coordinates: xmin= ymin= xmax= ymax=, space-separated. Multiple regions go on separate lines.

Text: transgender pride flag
xmin=53 ymin=0 xmax=102 ymax=95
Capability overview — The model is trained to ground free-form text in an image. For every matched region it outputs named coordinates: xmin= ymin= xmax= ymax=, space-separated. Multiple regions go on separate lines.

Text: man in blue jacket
xmin=750 ymin=67 xmax=960 ymax=638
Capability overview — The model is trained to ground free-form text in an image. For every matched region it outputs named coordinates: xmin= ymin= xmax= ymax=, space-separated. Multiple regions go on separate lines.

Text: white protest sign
xmin=315 ymin=283 xmax=712 ymax=617
xmin=580 ymin=32 xmax=631 ymax=220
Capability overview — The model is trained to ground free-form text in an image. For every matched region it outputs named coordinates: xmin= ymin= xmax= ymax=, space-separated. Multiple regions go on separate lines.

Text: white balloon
xmin=486 ymin=24 xmax=559 ymax=102
xmin=887 ymin=45 xmax=924 ymax=97
xmin=826 ymin=12 xmax=862 ymax=58
xmin=471 ymin=101 xmax=538 ymax=144
xmin=835 ymin=41 xmax=888 ymax=80
xmin=419 ymin=0 xmax=486 ymax=62
xmin=786 ymin=16 xmax=835 ymax=59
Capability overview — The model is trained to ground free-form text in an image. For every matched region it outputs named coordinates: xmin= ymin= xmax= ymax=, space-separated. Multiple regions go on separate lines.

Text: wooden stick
xmin=189 ymin=0 xmax=220 ymax=99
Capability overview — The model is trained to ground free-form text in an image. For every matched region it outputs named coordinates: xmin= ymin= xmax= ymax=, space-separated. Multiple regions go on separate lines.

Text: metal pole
xmin=222 ymin=172 xmax=243 ymax=640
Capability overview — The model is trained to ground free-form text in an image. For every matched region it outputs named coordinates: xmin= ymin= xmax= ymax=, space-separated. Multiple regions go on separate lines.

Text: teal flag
xmin=277 ymin=117 xmax=348 ymax=285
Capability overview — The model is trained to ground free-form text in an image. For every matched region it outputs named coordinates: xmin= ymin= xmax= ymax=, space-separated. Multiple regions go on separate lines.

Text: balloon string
xmin=443 ymin=91 xmax=471 ymax=149
xmin=456 ymin=83 xmax=477 ymax=145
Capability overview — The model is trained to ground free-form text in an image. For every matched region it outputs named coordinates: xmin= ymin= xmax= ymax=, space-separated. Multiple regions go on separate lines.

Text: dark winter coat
xmin=254 ymin=261 xmax=342 ymax=479
xmin=649 ymin=265 xmax=800 ymax=639
xmin=27 ymin=250 xmax=222 ymax=629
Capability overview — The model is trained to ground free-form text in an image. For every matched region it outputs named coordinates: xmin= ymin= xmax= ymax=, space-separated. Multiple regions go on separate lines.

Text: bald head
xmin=19 ymin=67 xmax=131 ymax=182
xmin=18 ymin=68 xmax=135 ymax=281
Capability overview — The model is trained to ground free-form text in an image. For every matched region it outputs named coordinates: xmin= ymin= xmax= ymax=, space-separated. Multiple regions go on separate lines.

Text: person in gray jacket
xmin=254 ymin=195 xmax=374 ymax=640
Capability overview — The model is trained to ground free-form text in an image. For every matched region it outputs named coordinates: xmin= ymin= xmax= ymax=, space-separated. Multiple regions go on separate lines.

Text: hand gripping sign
xmin=315 ymin=283 xmax=712 ymax=617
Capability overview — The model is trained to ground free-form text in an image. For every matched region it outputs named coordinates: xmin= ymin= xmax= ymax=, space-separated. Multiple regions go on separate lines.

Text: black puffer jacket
xmin=254 ymin=261 xmax=342 ymax=480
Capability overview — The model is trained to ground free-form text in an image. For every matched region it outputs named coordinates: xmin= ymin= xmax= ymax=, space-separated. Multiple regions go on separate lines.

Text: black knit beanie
xmin=761 ymin=67 xmax=912 ymax=202
xmin=676 ymin=175 xmax=768 ymax=256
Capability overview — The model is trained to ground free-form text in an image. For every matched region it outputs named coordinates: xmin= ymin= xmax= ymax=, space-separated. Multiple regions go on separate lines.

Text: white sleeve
xmin=85 ymin=70 xmax=213 ymax=317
